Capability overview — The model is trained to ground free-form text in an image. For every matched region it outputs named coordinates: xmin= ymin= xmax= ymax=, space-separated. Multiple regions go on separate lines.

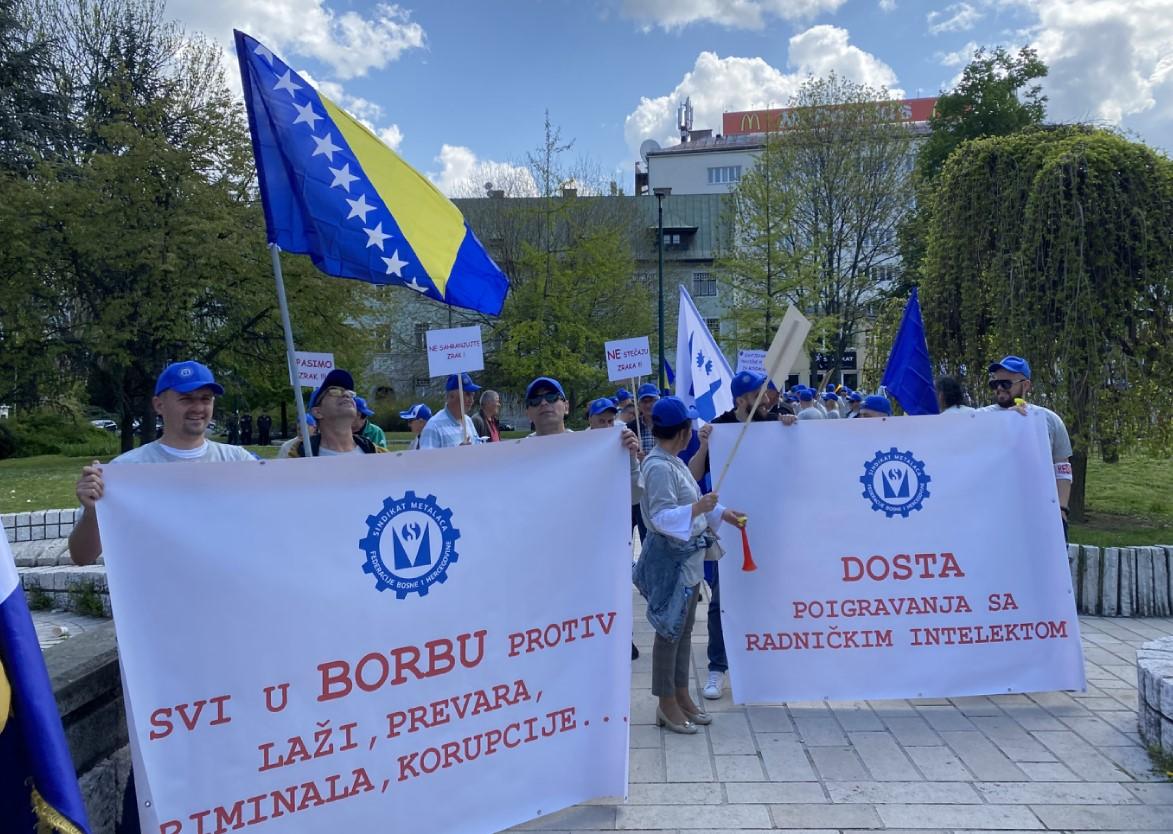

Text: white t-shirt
xmin=112 ymin=440 xmax=256 ymax=464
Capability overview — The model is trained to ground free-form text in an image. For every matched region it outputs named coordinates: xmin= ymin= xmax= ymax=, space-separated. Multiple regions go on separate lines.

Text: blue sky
xmin=172 ymin=0 xmax=1172 ymax=193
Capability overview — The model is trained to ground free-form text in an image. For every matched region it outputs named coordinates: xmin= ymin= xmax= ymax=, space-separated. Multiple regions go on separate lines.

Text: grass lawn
xmin=2 ymin=444 xmax=1169 ymax=550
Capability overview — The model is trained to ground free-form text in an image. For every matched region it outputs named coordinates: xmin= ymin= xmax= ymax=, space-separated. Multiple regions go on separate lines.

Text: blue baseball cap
xmin=399 ymin=403 xmax=432 ymax=421
xmin=636 ymin=382 xmax=660 ymax=401
xmin=822 ymin=391 xmax=839 ymax=402
xmin=154 ymin=361 xmax=224 ymax=396
xmin=651 ymin=396 xmax=698 ymax=426
xmin=309 ymin=368 xmax=356 ymax=408
xmin=767 ymin=380 xmax=779 ymax=391
xmin=988 ymin=355 xmax=1031 ymax=379
xmin=798 ymin=388 xmax=814 ymax=402
xmin=445 ymin=373 xmax=481 ymax=392
xmin=614 ymin=388 xmax=632 ymax=402
xmin=863 ymin=395 xmax=892 ymax=415
xmin=354 ymin=396 xmax=374 ymax=417
xmin=848 ymin=392 xmax=863 ymax=403
xmin=525 ymin=376 xmax=565 ymax=400
xmin=731 ymin=370 xmax=767 ymax=399
xmin=588 ymin=397 xmax=618 ymax=416
xmin=305 ymin=413 xmax=316 ymax=426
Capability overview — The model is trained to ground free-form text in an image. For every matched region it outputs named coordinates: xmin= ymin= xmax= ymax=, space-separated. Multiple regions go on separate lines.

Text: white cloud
xmin=926 ymin=2 xmax=983 ymax=35
xmin=624 ymin=27 xmax=902 ymax=157
xmin=169 ymin=0 xmax=425 ymax=79
xmin=620 ymin=0 xmax=848 ymax=31
xmin=299 ymin=70 xmax=404 ymax=151
xmin=879 ymin=0 xmax=897 ymax=10
xmin=1021 ymin=0 xmax=1173 ymax=138
xmin=937 ymin=40 xmax=980 ymax=67
xmin=429 ymin=145 xmax=538 ymax=198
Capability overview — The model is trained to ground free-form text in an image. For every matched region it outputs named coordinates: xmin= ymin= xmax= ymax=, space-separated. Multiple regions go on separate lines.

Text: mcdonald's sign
xmin=722 ymin=97 xmax=939 ymax=136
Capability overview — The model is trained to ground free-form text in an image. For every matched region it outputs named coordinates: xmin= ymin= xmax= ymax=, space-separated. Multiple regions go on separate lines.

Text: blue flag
xmin=0 ymin=525 xmax=91 ymax=833
xmin=234 ymin=31 xmax=510 ymax=315
xmin=881 ymin=288 xmax=940 ymax=416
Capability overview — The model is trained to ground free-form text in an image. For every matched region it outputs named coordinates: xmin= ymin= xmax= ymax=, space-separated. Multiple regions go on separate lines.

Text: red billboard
xmin=723 ymin=97 xmax=938 ymax=136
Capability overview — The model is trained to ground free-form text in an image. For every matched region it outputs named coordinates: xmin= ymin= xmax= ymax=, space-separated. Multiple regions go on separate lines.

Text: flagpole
xmin=270 ymin=244 xmax=315 ymax=456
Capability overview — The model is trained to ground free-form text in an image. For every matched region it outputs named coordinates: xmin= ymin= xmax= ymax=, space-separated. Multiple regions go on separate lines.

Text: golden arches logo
xmin=739 ymin=112 xmax=761 ymax=132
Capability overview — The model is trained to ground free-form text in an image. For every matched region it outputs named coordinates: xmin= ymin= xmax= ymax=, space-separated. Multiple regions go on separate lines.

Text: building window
xmin=692 ymin=272 xmax=716 ymax=297
xmin=413 ymin=376 xmax=430 ymax=389
xmin=707 ymin=165 xmax=742 ymax=185
xmin=662 ymin=232 xmax=682 ymax=247
xmin=704 ymin=317 xmax=721 ymax=338
xmin=633 ymin=272 xmax=655 ymax=290
xmin=413 ymin=322 xmax=428 ymax=350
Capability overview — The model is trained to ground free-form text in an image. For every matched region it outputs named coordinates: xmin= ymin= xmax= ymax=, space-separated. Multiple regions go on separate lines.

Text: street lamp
xmin=653 ymin=186 xmax=671 ymax=391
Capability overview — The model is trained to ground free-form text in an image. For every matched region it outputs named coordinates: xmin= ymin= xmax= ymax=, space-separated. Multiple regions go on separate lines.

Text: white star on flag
xmin=255 ymin=44 xmax=274 ymax=63
xmin=364 ymin=222 xmax=391 ymax=250
xmin=382 ymin=250 xmax=408 ymax=276
xmin=346 ymin=194 xmax=375 ymax=221
xmin=273 ymin=70 xmax=302 ymax=98
xmin=329 ymin=163 xmax=358 ymax=191
xmin=292 ymin=101 xmax=322 ymax=129
xmin=311 ymin=133 xmax=341 ymax=161
xmin=406 ymin=277 xmax=429 ymax=294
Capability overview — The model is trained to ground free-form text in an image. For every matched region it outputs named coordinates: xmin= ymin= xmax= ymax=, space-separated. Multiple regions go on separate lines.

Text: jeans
xmin=651 ymin=583 xmax=700 ymax=696
xmin=707 ymin=560 xmax=728 ymax=674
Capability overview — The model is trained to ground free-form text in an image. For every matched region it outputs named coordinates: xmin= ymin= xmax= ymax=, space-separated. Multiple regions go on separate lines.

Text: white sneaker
xmin=702 ymin=670 xmax=725 ymax=700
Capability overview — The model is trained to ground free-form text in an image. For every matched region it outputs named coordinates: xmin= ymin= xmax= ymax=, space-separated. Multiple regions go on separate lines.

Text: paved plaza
xmin=508 ymin=590 xmax=1173 ymax=833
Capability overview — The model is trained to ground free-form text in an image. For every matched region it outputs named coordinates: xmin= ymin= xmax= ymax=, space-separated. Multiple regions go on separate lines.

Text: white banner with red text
xmin=708 ymin=412 xmax=1085 ymax=703
xmin=97 ymin=432 xmax=633 ymax=834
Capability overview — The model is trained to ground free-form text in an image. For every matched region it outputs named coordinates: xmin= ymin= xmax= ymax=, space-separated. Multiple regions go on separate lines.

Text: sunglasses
xmin=987 ymin=379 xmax=1018 ymax=391
xmin=526 ymin=391 xmax=563 ymax=407
xmin=321 ymin=386 xmax=357 ymax=399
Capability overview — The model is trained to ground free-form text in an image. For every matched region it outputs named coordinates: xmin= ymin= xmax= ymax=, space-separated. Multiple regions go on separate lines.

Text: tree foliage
xmin=0 ymin=0 xmax=375 ymax=449
xmin=918 ymin=126 xmax=1172 ymax=517
xmin=720 ymin=73 xmax=914 ymax=381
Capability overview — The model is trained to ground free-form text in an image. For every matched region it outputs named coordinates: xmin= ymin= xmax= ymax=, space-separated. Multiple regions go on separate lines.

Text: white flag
xmin=675 ymin=285 xmax=734 ymax=421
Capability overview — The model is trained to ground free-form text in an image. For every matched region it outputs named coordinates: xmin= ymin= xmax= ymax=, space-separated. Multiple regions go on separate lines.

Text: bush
xmin=0 ymin=411 xmax=121 ymax=459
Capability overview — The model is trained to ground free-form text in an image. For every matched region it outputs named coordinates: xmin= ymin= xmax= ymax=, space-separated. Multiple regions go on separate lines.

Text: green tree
xmin=919 ymin=126 xmax=1173 ymax=519
xmin=0 ymin=0 xmax=68 ymax=172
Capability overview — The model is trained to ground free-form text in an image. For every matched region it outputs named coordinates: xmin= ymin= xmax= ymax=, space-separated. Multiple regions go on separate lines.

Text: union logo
xmin=859 ymin=448 xmax=931 ymax=518
xmin=358 ymin=491 xmax=461 ymax=598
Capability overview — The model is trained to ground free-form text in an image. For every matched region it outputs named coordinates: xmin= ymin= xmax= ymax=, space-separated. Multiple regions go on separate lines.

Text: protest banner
xmin=293 ymin=352 xmax=335 ymax=388
xmin=736 ymin=350 xmax=765 ymax=374
xmin=604 ymin=337 xmax=652 ymax=383
xmin=96 ymin=432 xmax=632 ymax=834
xmin=426 ymin=326 xmax=484 ymax=378
xmin=708 ymin=413 xmax=1085 ymax=702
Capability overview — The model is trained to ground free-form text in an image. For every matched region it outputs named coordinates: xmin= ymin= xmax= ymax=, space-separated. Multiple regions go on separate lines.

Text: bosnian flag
xmin=675 ymin=285 xmax=734 ymax=421
xmin=0 ymin=522 xmax=91 ymax=833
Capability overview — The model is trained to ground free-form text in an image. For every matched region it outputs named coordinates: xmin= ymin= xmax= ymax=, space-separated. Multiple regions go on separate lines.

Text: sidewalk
xmin=510 ymin=591 xmax=1173 ymax=833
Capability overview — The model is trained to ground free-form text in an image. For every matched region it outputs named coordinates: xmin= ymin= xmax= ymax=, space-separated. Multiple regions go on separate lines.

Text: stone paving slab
xmin=505 ymin=600 xmax=1173 ymax=834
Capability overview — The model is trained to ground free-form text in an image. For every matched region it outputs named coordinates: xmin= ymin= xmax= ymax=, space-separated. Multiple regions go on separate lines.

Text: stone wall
xmin=1068 ymin=544 xmax=1173 ymax=617
xmin=1137 ymin=636 xmax=1173 ymax=757
xmin=43 ymin=620 xmax=130 ymax=834
xmin=3 ymin=508 xmax=81 ymax=542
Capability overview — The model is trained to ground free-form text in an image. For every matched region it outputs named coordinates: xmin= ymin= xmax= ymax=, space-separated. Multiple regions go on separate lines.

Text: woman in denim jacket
xmin=633 ymin=397 xmax=745 ymax=734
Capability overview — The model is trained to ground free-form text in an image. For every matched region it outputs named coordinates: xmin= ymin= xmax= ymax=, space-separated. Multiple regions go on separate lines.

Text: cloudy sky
xmin=173 ymin=0 xmax=1172 ymax=194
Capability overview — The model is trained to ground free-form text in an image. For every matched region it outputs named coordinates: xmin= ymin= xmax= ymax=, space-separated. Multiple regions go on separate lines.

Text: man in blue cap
xmin=280 ymin=368 xmax=385 ymax=457
xmin=845 ymin=391 xmax=863 ymax=418
xmin=982 ymin=355 xmax=1074 ymax=531
xmin=399 ymin=403 xmax=432 ymax=450
xmin=352 ymin=396 xmax=386 ymax=448
xmin=625 ymin=382 xmax=661 ymax=456
xmin=587 ymin=397 xmax=620 ymax=430
xmin=420 ymin=373 xmax=482 ymax=448
xmin=69 ymin=360 xmax=256 ymax=561
xmin=859 ymin=394 xmax=893 ymax=417
xmin=821 ymin=390 xmax=842 ymax=419
xmin=796 ymin=387 xmax=824 ymax=420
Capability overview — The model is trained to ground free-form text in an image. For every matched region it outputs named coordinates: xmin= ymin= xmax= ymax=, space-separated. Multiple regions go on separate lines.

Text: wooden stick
xmin=631 ymin=376 xmax=640 ymax=441
xmin=458 ymin=375 xmax=469 ymax=444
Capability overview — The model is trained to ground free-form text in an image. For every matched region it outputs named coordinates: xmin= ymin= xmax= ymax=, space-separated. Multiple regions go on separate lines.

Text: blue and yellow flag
xmin=234 ymin=31 xmax=510 ymax=315
xmin=0 ymin=524 xmax=91 ymax=834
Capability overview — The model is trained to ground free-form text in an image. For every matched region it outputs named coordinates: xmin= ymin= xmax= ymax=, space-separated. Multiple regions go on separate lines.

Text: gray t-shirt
xmin=981 ymin=403 xmax=1072 ymax=461
xmin=797 ymin=407 xmax=825 ymax=420
xmin=113 ymin=440 xmax=256 ymax=464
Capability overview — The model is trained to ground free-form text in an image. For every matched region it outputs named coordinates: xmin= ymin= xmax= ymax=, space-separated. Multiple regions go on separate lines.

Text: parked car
xmin=89 ymin=419 xmax=118 ymax=432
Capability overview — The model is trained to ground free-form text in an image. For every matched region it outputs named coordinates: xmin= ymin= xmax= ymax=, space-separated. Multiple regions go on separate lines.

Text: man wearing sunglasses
xmin=280 ymin=369 xmax=384 ymax=457
xmin=982 ymin=356 xmax=1074 ymax=532
xmin=420 ymin=373 xmax=482 ymax=448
